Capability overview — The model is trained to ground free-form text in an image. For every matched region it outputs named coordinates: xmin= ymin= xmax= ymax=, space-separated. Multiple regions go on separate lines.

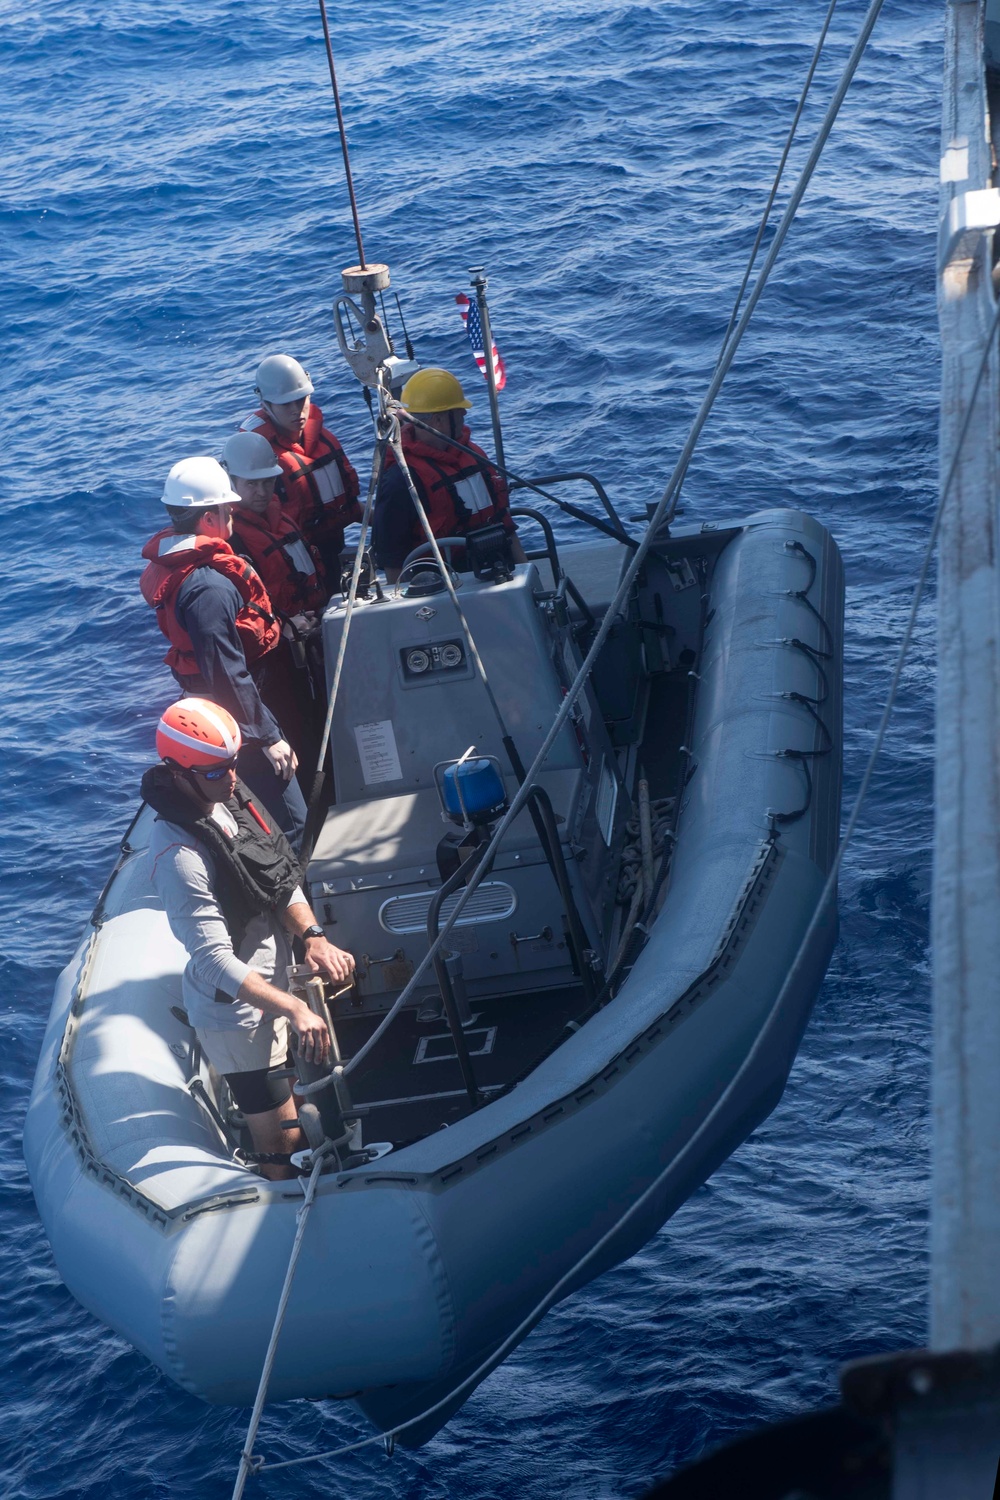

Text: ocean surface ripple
xmin=1 ymin=0 xmax=939 ymax=1494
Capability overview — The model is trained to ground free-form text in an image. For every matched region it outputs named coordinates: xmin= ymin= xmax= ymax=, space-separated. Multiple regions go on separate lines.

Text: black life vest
xmin=141 ymin=765 xmax=302 ymax=952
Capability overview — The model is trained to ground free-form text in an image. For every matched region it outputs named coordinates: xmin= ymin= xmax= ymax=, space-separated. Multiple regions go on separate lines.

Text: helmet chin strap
xmin=262 ymin=398 xmax=306 ymax=433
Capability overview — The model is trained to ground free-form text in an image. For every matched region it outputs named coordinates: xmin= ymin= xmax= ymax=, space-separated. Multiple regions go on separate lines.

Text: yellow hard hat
xmin=401 ymin=367 xmax=472 ymax=414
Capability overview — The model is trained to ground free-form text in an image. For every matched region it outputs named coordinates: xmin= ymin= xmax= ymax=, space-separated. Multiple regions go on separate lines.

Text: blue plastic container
xmin=442 ymin=758 xmax=506 ymax=823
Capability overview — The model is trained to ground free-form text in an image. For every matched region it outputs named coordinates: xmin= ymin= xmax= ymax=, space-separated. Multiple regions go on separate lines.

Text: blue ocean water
xmin=0 ymin=0 xmax=940 ymax=1495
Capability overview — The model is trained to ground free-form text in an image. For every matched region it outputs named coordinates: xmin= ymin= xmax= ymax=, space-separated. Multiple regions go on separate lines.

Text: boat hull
xmin=24 ymin=508 xmax=843 ymax=1437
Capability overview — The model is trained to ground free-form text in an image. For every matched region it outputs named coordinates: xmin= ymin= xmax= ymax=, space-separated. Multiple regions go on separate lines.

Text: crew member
xmin=140 ymin=455 xmax=307 ymax=849
xmin=241 ymin=354 xmax=361 ymax=580
xmin=372 ymin=367 xmax=527 ymax=583
xmin=144 ymin=698 xmax=354 ymax=1181
xmin=222 ymin=430 xmax=327 ymax=787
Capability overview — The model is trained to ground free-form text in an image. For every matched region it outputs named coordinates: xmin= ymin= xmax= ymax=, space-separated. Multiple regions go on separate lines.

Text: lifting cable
xmin=717 ymin=0 xmax=840 ymax=358
xmin=232 ymin=0 xmax=917 ymax=1484
xmin=230 ymin=1144 xmax=333 ymax=1500
xmin=239 ymin=264 xmax=998 ymax=1495
xmin=669 ymin=0 xmax=839 ymax=508
xmin=337 ymin=0 xmax=889 ymax=1083
xmin=317 ymin=0 xmax=366 ymax=268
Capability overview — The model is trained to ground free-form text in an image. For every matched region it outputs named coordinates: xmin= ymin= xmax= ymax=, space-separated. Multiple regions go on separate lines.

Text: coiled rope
xmin=225 ymin=0 xmax=916 ymax=1487
xmin=616 ymin=797 xmax=674 ymax=904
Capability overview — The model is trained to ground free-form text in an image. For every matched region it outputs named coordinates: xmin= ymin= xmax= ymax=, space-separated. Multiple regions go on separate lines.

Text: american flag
xmin=456 ymin=293 xmax=507 ymax=391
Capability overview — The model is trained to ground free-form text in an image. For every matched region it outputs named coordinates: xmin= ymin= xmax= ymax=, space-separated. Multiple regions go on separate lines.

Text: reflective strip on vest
xmin=312 ymin=457 xmax=345 ymax=504
xmin=158 ymin=533 xmax=200 ymax=557
xmin=455 ymin=472 xmax=494 ymax=514
xmin=284 ymin=536 xmax=316 ymax=576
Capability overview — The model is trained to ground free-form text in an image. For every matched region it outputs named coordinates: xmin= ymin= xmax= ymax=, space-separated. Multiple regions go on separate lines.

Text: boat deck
xmin=334 ymin=982 xmax=585 ymax=1146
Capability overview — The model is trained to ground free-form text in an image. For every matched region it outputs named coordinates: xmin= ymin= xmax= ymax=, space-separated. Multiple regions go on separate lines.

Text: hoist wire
xmin=661 ymin=0 xmax=884 ymax=525
xmin=249 ymin=250 xmax=1000 ymax=1493
xmin=717 ymin=0 xmax=840 ymax=359
xmin=230 ymin=1145 xmax=333 ymax=1499
xmin=317 ymin=0 xmax=367 ymax=269
xmin=237 ymin=0 xmax=918 ymax=1480
xmin=625 ymin=0 xmax=839 ymax=515
xmin=340 ymin=0 xmax=887 ymax=1082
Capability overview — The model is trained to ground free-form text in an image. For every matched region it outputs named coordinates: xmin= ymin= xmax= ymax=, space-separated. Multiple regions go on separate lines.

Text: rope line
xmin=717 ymin=0 xmax=840 ymax=357
xmin=660 ymin=0 xmax=885 ymax=526
xmin=660 ymin=0 xmax=840 ymax=512
xmin=340 ymin=0 xmax=887 ymax=1079
xmin=235 ymin=0 xmax=915 ymax=1482
xmin=248 ymin=272 xmax=999 ymax=1488
xmin=230 ymin=1143 xmax=333 ymax=1499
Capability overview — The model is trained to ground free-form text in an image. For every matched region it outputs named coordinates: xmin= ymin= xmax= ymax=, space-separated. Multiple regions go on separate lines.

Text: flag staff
xmin=469 ymin=267 xmax=507 ymax=474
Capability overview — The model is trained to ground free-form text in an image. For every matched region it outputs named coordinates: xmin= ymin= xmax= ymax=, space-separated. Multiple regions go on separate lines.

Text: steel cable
xmin=250 ymin=267 xmax=996 ymax=1486
xmin=236 ymin=0 xmax=913 ymax=1481
xmin=717 ymin=0 xmax=840 ymax=358
xmin=340 ymin=0 xmax=888 ymax=1079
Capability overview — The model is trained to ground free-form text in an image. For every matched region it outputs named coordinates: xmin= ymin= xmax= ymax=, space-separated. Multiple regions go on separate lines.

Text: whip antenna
xmin=317 ymin=0 xmax=366 ymax=269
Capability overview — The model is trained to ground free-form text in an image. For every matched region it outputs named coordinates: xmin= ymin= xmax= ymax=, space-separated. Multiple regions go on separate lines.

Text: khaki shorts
xmin=197 ymin=1016 xmax=290 ymax=1076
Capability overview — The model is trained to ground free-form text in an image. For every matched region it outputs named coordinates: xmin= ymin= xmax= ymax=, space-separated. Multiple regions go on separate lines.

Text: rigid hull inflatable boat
xmin=24 ymin=506 xmax=843 ymax=1439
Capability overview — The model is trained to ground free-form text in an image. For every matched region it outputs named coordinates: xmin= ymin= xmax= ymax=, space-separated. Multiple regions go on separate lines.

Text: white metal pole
xmin=932 ymin=0 xmax=1000 ymax=1355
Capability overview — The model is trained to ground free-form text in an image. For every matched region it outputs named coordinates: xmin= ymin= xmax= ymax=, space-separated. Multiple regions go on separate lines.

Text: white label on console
xmin=354 ymin=719 xmax=403 ymax=784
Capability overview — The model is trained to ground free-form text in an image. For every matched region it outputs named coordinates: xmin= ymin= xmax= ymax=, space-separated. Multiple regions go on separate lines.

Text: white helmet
xmin=255 ymin=354 xmax=314 ymax=405
xmin=160 ymin=456 xmax=240 ymax=509
xmin=221 ymin=431 xmax=282 ymax=481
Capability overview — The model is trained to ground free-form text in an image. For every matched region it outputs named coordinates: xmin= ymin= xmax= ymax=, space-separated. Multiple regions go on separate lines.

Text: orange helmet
xmin=156 ymin=698 xmax=242 ymax=769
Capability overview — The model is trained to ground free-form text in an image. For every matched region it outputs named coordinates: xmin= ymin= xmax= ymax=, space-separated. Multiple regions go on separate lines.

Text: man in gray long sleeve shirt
xmin=145 ymin=697 xmax=354 ymax=1180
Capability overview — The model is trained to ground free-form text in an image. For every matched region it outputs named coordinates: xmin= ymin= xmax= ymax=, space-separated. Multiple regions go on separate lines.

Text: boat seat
xmin=559 ymin=539 xmax=631 ymax=621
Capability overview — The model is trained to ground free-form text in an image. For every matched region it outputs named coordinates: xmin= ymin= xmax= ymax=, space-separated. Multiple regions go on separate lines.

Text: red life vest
xmin=231 ymin=502 xmax=327 ymax=618
xmin=386 ymin=424 xmax=514 ymax=550
xmin=241 ymin=404 xmax=361 ymax=543
xmin=140 ymin=529 xmax=280 ymax=678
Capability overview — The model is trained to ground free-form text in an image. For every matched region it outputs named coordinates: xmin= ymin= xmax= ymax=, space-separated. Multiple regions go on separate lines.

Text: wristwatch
xmin=301 ymin=924 xmax=325 ymax=942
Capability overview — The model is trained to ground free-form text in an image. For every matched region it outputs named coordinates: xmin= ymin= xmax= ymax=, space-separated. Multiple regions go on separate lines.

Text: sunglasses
xmin=194 ymin=759 xmax=238 ymax=781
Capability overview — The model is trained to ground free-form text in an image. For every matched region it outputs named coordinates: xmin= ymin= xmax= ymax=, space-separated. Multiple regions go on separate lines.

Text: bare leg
xmin=243 ymin=1093 xmax=307 ymax=1181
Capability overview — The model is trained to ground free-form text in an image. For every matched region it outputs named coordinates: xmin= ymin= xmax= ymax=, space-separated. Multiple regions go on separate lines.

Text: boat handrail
xmin=508 ymin=504 xmax=561 ymax=587
xmin=90 ymin=801 xmax=147 ymax=929
xmin=508 ymin=470 xmax=630 ymax=543
xmin=401 ymin=411 xmax=636 ymax=548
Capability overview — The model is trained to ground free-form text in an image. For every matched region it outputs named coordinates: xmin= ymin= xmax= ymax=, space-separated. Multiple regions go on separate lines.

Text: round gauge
xmin=405 ymin=648 xmax=431 ymax=674
xmin=439 ymin=642 xmax=464 ymax=669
